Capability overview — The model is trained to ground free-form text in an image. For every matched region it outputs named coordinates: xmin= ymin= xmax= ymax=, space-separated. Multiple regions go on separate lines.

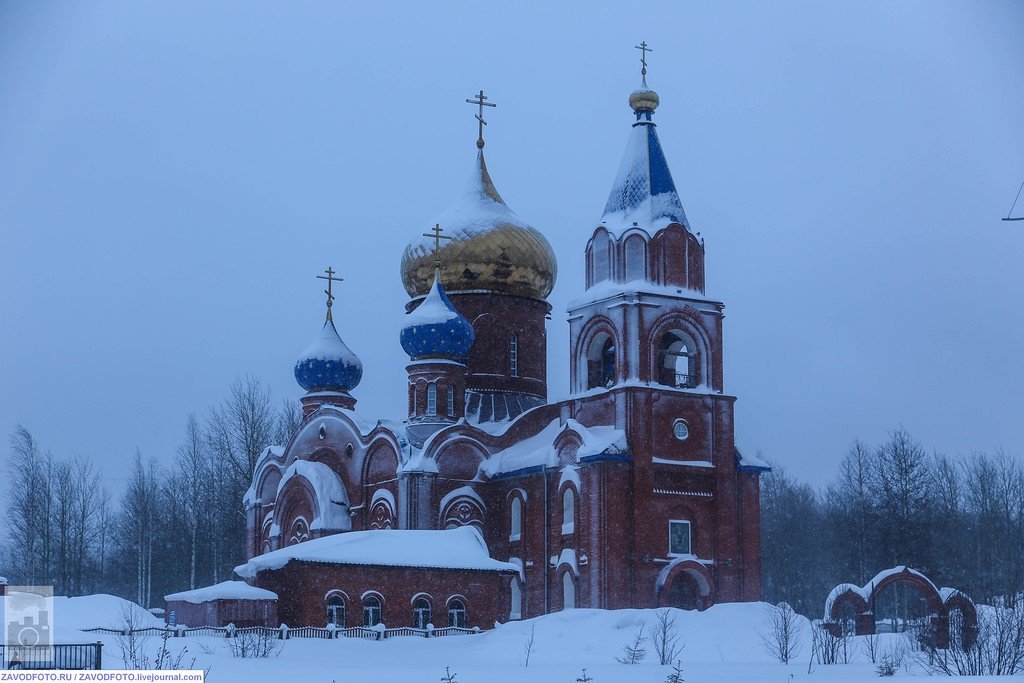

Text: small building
xmin=234 ymin=526 xmax=519 ymax=628
xmin=0 ymin=577 xmax=7 ymax=597
xmin=164 ymin=580 xmax=277 ymax=628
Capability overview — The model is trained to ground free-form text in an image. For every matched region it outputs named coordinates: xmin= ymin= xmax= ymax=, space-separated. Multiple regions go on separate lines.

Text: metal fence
xmin=1 ymin=642 xmax=103 ymax=670
xmin=81 ymin=624 xmax=481 ymax=641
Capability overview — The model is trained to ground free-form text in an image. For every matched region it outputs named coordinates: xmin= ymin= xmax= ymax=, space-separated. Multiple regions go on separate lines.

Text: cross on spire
xmin=316 ymin=266 xmax=343 ymax=322
xmin=465 ymin=90 xmax=497 ymax=149
xmin=422 ymin=224 xmax=455 ymax=269
xmin=635 ymin=41 xmax=652 ymax=87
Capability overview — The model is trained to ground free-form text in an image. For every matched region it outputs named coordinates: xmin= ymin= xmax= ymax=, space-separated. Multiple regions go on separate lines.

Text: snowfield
xmin=47 ymin=595 xmax=1005 ymax=682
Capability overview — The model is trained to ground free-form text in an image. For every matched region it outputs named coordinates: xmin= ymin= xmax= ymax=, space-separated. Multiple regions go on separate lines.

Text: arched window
xmin=562 ymin=488 xmax=575 ymax=535
xmin=412 ymin=598 xmax=431 ymax=629
xmin=327 ymin=595 xmax=346 ymax=627
xmin=427 ymin=383 xmax=437 ymax=416
xmin=658 ymin=331 xmax=697 ymax=388
xmin=447 ymin=385 xmax=455 ymax=417
xmin=362 ymin=595 xmax=382 ymax=627
xmin=510 ymin=579 xmax=522 ymax=619
xmin=562 ymin=572 xmax=576 ymax=611
xmin=510 ymin=497 xmax=522 ymax=541
xmin=585 ymin=333 xmax=616 ymax=389
xmin=624 ymin=234 xmax=647 ymax=281
xmin=509 ymin=334 xmax=519 ymax=377
xmin=447 ymin=599 xmax=467 ymax=628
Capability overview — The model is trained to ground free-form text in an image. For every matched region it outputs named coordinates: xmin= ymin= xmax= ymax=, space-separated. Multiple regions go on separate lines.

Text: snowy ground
xmin=46 ymin=595 xmax=1004 ymax=682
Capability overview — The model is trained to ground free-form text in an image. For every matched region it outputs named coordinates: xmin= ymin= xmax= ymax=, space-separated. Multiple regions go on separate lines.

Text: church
xmin=231 ymin=61 xmax=768 ymax=631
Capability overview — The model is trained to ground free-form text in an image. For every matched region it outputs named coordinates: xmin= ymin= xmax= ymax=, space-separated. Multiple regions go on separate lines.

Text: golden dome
xmin=401 ymin=151 xmax=557 ymax=300
xmin=629 ymin=88 xmax=660 ymax=113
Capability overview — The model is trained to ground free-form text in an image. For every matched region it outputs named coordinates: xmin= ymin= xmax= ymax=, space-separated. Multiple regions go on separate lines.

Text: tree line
xmin=2 ymin=377 xmax=298 ymax=608
xmin=761 ymin=427 xmax=1024 ymax=620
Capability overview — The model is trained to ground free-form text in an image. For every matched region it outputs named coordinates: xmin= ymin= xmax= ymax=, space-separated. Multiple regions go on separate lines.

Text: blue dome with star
xmin=400 ymin=273 xmax=475 ymax=361
xmin=294 ymin=319 xmax=363 ymax=392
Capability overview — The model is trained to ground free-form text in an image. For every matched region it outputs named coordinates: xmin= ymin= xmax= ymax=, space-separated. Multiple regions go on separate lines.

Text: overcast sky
xmin=1 ymin=1 xmax=1022 ymax=501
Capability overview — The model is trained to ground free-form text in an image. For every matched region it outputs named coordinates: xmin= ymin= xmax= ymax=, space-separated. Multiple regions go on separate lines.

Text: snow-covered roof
xmin=276 ymin=460 xmax=351 ymax=532
xmin=479 ymin=419 xmax=627 ymax=479
xmin=822 ymin=566 xmax=959 ymax=620
xmin=0 ymin=576 xmax=8 ymax=584
xmin=165 ymin=581 xmax=277 ymax=604
xmin=601 ymin=113 xmax=688 ymax=233
xmin=568 ymin=278 xmax=718 ymax=311
xmin=735 ymin=448 xmax=771 ymax=472
xmin=234 ymin=526 xmax=518 ymax=579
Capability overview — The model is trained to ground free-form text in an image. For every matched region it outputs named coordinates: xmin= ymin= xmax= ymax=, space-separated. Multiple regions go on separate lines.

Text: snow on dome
xmin=276 ymin=460 xmax=352 ymax=532
xmin=400 ymin=272 xmax=475 ymax=361
xmin=400 ymin=150 xmax=557 ymax=300
xmin=234 ymin=526 xmax=517 ymax=579
xmin=164 ymin=581 xmax=277 ymax=604
xmin=601 ymin=91 xmax=688 ymax=234
xmin=294 ymin=319 xmax=363 ymax=393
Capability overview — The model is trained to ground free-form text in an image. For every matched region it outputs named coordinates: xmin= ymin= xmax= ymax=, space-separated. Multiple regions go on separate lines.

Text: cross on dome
xmin=421 ymin=224 xmax=455 ymax=268
xmin=465 ymin=90 xmax=497 ymax=149
xmin=315 ymin=266 xmax=344 ymax=322
xmin=635 ymin=41 xmax=652 ymax=86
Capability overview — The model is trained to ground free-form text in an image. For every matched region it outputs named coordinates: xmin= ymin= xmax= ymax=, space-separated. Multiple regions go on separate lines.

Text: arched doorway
xmin=657 ymin=560 xmax=715 ymax=611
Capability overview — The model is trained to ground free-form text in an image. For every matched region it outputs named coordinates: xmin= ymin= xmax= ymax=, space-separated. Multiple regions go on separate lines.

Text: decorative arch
xmin=621 ymin=230 xmax=649 ymax=282
xmin=823 ymin=567 xmax=978 ymax=650
xmin=363 ymin=443 xmax=399 ymax=485
xmin=559 ymin=567 xmax=577 ymax=610
xmin=587 ymin=228 xmax=615 ymax=287
xmin=656 ymin=558 xmax=715 ymax=611
xmin=439 ymin=486 xmax=486 ymax=530
xmin=432 ymin=436 xmax=489 ymax=481
xmin=558 ymin=481 xmax=578 ymax=535
xmin=579 ymin=321 xmax=619 ymax=390
xmin=368 ymin=488 xmax=396 ymax=530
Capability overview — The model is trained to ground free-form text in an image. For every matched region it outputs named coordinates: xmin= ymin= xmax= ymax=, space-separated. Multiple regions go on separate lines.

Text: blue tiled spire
xmin=601 ymin=87 xmax=689 ymax=231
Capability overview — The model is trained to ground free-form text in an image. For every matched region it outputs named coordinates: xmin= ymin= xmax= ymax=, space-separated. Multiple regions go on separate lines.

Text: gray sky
xmin=1 ymin=1 xmax=1022 ymax=498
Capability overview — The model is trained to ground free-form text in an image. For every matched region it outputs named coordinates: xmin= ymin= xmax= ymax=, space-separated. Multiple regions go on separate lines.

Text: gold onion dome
xmin=401 ymin=151 xmax=557 ymax=300
xmin=629 ymin=87 xmax=659 ymax=114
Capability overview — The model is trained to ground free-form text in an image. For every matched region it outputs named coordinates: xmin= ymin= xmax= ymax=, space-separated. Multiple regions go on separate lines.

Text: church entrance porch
xmin=656 ymin=559 xmax=715 ymax=611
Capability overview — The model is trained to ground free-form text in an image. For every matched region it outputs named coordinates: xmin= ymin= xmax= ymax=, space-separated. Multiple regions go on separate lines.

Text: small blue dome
xmin=294 ymin=319 xmax=363 ymax=392
xmin=400 ymin=273 xmax=475 ymax=361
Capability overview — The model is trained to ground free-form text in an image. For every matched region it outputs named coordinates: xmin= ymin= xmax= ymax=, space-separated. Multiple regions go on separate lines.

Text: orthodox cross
xmin=635 ymin=41 xmax=652 ymax=87
xmin=465 ymin=90 xmax=496 ymax=149
xmin=316 ymin=266 xmax=343 ymax=322
xmin=422 ymin=223 xmax=454 ymax=268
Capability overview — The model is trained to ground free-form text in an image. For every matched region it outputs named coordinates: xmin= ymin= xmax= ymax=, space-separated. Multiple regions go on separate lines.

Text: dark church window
xmin=413 ymin=598 xmax=431 ymax=629
xmin=363 ymin=595 xmax=382 ymax=627
xmin=327 ymin=595 xmax=346 ymax=627
xmin=447 ymin=386 xmax=455 ymax=417
xmin=658 ymin=331 xmax=697 ymax=388
xmin=447 ymin=599 xmax=467 ymax=628
xmin=669 ymin=520 xmax=692 ymax=556
xmin=586 ymin=333 xmax=616 ymax=389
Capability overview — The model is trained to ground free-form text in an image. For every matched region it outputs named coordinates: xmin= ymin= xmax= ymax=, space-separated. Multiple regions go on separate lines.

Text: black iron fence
xmin=81 ymin=624 xmax=480 ymax=641
xmin=1 ymin=642 xmax=102 ymax=670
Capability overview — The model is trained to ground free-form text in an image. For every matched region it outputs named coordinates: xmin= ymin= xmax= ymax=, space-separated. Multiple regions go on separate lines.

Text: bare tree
xmin=650 ymin=610 xmax=684 ymax=665
xmin=760 ymin=602 xmax=803 ymax=664
xmin=522 ymin=624 xmax=536 ymax=667
xmin=226 ymin=628 xmax=282 ymax=659
xmin=177 ymin=414 xmax=208 ymax=590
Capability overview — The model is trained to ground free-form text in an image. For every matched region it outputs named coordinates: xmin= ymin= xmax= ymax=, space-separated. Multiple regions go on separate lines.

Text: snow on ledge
xmin=439 ymin=485 xmax=486 ymax=512
xmin=276 ymin=460 xmax=351 ymax=532
xmin=234 ymin=526 xmax=517 ymax=579
xmin=164 ymin=581 xmax=277 ymax=604
xmin=568 ymin=278 xmax=720 ymax=310
xmin=652 ymin=457 xmax=714 ymax=468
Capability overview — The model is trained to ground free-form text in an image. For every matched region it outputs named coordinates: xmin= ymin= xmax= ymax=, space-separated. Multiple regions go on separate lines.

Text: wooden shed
xmin=164 ymin=580 xmax=277 ymax=627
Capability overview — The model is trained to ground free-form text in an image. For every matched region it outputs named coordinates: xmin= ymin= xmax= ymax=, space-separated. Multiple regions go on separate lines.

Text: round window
xmin=673 ymin=420 xmax=689 ymax=441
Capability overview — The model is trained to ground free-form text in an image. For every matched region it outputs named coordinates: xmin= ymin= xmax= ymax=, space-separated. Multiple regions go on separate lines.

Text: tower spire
xmin=465 ymin=90 xmax=497 ymax=149
xmin=316 ymin=266 xmax=343 ymax=322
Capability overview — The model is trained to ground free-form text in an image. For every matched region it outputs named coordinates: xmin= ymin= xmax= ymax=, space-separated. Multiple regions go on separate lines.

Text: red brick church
xmin=231 ymin=72 xmax=768 ymax=630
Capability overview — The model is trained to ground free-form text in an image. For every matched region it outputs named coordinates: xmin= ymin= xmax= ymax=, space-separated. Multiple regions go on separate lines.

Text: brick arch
xmin=656 ymin=559 xmax=715 ymax=611
xmin=824 ymin=567 xmax=978 ymax=650
xmin=576 ymin=316 xmax=622 ymax=392
xmin=586 ymin=227 xmax=615 ymax=287
xmin=363 ymin=443 xmax=399 ymax=485
xmin=646 ymin=311 xmax=713 ymax=388
xmin=439 ymin=491 xmax=486 ymax=530
xmin=432 ymin=436 xmax=489 ymax=481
